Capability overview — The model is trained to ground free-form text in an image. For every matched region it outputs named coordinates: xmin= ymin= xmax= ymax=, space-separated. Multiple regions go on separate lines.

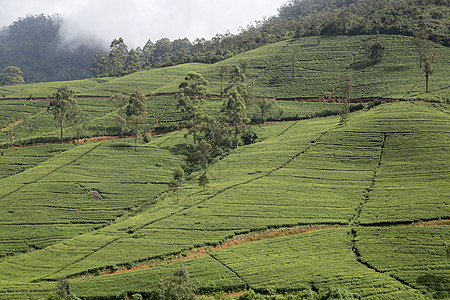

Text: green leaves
xmin=49 ymin=85 xmax=80 ymax=143
xmin=0 ymin=66 xmax=25 ymax=86
xmin=126 ymin=88 xmax=148 ymax=151
xmin=177 ymin=72 xmax=211 ymax=149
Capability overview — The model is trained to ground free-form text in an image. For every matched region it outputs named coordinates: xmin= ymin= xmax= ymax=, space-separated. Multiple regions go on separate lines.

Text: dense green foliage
xmin=0 ymin=15 xmax=100 ymax=83
xmin=0 ymin=66 xmax=25 ymax=86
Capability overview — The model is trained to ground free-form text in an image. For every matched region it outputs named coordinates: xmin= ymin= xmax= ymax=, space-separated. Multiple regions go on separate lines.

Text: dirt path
xmin=0 ymin=118 xmax=25 ymax=133
xmin=77 ymin=219 xmax=448 ymax=279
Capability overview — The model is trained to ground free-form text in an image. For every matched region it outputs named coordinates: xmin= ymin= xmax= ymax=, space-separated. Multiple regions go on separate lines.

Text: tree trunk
xmin=193 ymin=130 xmax=197 ymax=151
xmin=426 ymin=74 xmax=429 ymax=93
xmin=135 ymin=133 xmax=138 ymax=151
xmin=235 ymin=123 xmax=239 ymax=149
xmin=220 ymin=75 xmax=223 ymax=98
xmin=60 ymin=119 xmax=64 ymax=144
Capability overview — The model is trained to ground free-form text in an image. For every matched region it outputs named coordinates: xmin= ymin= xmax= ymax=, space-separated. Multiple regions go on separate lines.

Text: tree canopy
xmin=0 ymin=66 xmax=25 ymax=86
xmin=48 ymin=85 xmax=80 ymax=143
xmin=126 ymin=88 xmax=148 ymax=151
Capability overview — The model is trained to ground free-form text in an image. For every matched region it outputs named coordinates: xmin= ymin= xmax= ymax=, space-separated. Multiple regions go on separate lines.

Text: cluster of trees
xmin=0 ymin=14 xmax=100 ymax=83
xmin=48 ymin=85 xmax=148 ymax=149
xmin=167 ymin=66 xmax=274 ymax=202
xmin=0 ymin=66 xmax=25 ymax=85
xmin=89 ymin=35 xmax=247 ymax=77
xmin=277 ymin=0 xmax=449 ymax=45
xmin=90 ymin=0 xmax=448 ymax=78
xmin=176 ymin=67 xmax=255 ymax=163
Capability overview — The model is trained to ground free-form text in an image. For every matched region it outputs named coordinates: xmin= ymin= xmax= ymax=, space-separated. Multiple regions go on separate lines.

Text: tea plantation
xmin=1 ymin=35 xmax=449 ymax=101
xmin=0 ymin=101 xmax=448 ymax=299
xmin=0 ymin=34 xmax=449 ymax=299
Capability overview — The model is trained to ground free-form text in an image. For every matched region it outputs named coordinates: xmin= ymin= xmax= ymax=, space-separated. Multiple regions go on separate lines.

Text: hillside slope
xmin=0 ymin=101 xmax=448 ymax=299
xmin=1 ymin=35 xmax=449 ymax=101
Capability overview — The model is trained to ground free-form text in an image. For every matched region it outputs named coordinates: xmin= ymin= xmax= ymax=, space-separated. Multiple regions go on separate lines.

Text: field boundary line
xmin=73 ymin=219 xmax=448 ymax=279
xmin=351 ymin=133 xmax=387 ymax=225
xmin=48 ymin=125 xmax=338 ymax=280
xmin=350 ymin=228 xmax=423 ymax=294
xmin=209 ymin=254 xmax=250 ymax=290
xmin=0 ymin=142 xmax=103 ymax=202
xmin=76 ymin=225 xmax=341 ymax=279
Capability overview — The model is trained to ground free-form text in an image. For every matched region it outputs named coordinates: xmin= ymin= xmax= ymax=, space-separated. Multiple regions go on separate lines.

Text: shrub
xmin=143 ymin=133 xmax=151 ymax=143
xmin=131 ymin=294 xmax=143 ymax=300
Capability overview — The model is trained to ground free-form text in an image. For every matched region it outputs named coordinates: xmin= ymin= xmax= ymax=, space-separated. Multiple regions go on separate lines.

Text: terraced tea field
xmin=0 ymin=133 xmax=185 ymax=259
xmin=0 ymin=95 xmax=356 ymax=147
xmin=0 ymin=101 xmax=448 ymax=299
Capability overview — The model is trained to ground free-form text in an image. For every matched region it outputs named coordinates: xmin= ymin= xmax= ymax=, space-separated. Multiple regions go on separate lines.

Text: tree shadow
xmin=349 ymin=60 xmax=377 ymax=70
xmin=169 ymin=143 xmax=192 ymax=156
xmin=416 ymin=274 xmax=449 ymax=298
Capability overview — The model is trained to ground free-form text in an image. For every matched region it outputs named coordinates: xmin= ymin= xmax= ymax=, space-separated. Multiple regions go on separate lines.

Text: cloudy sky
xmin=1 ymin=0 xmax=287 ymax=48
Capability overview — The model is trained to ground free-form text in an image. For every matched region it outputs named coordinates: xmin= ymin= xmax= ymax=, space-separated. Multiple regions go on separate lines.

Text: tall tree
xmin=169 ymin=165 xmax=185 ymax=205
xmin=126 ymin=88 xmax=148 ymax=151
xmin=111 ymin=93 xmax=128 ymax=137
xmin=222 ymin=89 xmax=250 ymax=149
xmin=176 ymin=72 xmax=210 ymax=150
xmin=124 ymin=49 xmax=142 ymax=74
xmin=109 ymin=37 xmax=128 ymax=76
xmin=412 ymin=36 xmax=429 ymax=69
xmin=90 ymin=50 xmax=110 ymax=77
xmin=225 ymin=66 xmax=251 ymax=103
xmin=151 ymin=265 xmax=194 ymax=300
xmin=198 ymin=173 xmax=209 ymax=191
xmin=218 ymin=64 xmax=230 ymax=98
xmin=0 ymin=66 xmax=25 ymax=86
xmin=363 ymin=41 xmax=385 ymax=62
xmin=255 ymin=99 xmax=274 ymax=124
xmin=190 ymin=140 xmax=213 ymax=170
xmin=49 ymin=85 xmax=80 ymax=143
xmin=424 ymin=59 xmax=433 ymax=93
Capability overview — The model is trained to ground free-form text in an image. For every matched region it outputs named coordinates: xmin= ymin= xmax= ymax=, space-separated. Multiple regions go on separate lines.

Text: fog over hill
xmin=0 ymin=0 xmax=285 ymax=48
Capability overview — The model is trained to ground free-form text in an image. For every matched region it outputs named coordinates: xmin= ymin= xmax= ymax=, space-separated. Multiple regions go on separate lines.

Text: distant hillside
xmin=3 ymin=35 xmax=449 ymax=102
xmin=0 ymin=14 xmax=101 ymax=84
xmin=89 ymin=0 xmax=449 ymax=78
xmin=278 ymin=0 xmax=449 ymax=44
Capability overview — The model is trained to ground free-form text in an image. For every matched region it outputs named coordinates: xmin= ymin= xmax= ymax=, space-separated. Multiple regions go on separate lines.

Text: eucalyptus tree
xmin=169 ymin=165 xmax=185 ymax=205
xmin=111 ymin=93 xmax=128 ymax=137
xmin=109 ymin=37 xmax=128 ymax=76
xmin=218 ymin=64 xmax=230 ymax=98
xmin=126 ymin=88 xmax=148 ymax=151
xmin=49 ymin=85 xmax=80 ymax=143
xmin=176 ymin=72 xmax=211 ymax=150
xmin=222 ymin=89 xmax=250 ymax=149
xmin=256 ymin=98 xmax=274 ymax=124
